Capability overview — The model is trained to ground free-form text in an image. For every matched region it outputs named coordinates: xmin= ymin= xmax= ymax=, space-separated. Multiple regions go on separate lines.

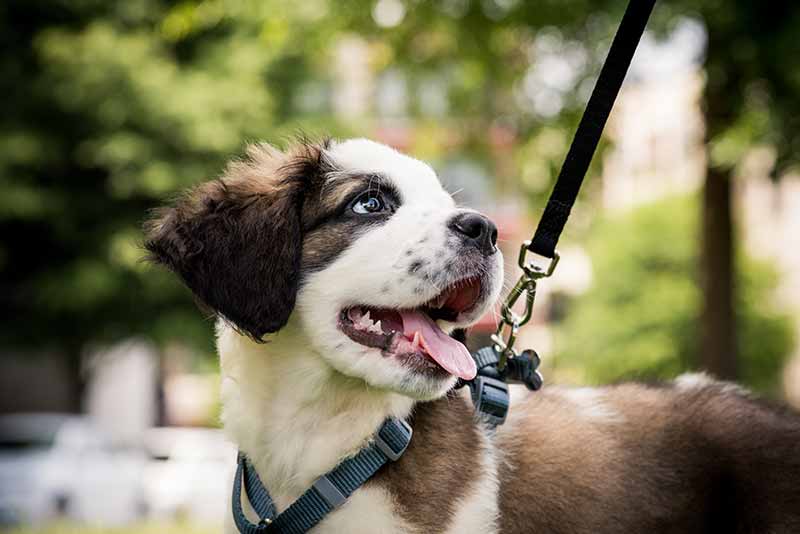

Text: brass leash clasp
xmin=491 ymin=241 xmax=559 ymax=370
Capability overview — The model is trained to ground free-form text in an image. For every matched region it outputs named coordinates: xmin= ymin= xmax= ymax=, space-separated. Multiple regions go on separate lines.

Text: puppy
xmin=145 ymin=139 xmax=800 ymax=533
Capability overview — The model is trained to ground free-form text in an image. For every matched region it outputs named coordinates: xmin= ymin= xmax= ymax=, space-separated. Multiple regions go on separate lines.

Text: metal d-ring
xmin=518 ymin=241 xmax=560 ymax=280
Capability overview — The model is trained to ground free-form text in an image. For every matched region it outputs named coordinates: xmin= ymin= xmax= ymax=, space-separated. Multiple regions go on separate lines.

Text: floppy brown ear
xmin=144 ymin=145 xmax=306 ymax=341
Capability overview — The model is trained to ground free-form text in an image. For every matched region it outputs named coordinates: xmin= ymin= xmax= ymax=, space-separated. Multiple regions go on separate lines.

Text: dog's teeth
xmin=358 ymin=313 xmax=374 ymax=329
xmin=411 ymin=331 xmax=421 ymax=351
xmin=373 ymin=320 xmax=382 ymax=333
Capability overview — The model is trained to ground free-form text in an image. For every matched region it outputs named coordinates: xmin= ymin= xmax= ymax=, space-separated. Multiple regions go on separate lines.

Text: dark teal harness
xmin=233 ymin=418 xmax=412 ymax=533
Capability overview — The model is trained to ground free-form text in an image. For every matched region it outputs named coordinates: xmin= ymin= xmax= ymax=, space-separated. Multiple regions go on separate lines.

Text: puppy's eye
xmin=351 ymin=192 xmax=386 ymax=215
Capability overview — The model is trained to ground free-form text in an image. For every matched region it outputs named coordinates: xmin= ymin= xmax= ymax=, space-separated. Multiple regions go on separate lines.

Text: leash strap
xmin=232 ymin=417 xmax=412 ymax=534
xmin=528 ymin=0 xmax=657 ymax=259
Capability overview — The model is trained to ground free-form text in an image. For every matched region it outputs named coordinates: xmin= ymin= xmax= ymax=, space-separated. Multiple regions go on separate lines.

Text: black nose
xmin=449 ymin=211 xmax=498 ymax=256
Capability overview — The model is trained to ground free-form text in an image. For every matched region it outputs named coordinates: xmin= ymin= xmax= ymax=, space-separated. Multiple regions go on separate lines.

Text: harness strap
xmin=232 ymin=417 xmax=412 ymax=534
xmin=233 ymin=451 xmax=277 ymax=532
xmin=529 ymin=0 xmax=657 ymax=259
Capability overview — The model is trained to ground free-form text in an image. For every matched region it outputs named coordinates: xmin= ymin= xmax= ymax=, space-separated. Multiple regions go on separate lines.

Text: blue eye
xmin=352 ymin=193 xmax=386 ymax=214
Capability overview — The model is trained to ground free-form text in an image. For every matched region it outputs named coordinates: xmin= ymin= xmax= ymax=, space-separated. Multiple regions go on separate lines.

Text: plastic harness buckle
xmin=469 ymin=374 xmax=509 ymax=427
xmin=374 ymin=417 xmax=413 ymax=461
xmin=312 ymin=476 xmax=347 ymax=509
xmin=461 ymin=346 xmax=544 ymax=427
xmin=507 ymin=349 xmax=544 ymax=391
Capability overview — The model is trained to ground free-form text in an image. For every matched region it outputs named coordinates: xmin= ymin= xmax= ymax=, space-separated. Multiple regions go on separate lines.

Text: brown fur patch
xmin=369 ymin=391 xmax=483 ymax=533
xmin=493 ymin=382 xmax=800 ymax=533
xmin=144 ymin=140 xmax=332 ymax=340
xmin=300 ymin=174 xmax=400 ymax=276
xmin=301 ymin=220 xmax=364 ymax=275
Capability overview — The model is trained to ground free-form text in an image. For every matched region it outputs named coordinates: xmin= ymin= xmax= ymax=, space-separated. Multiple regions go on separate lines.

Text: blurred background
xmin=1 ymin=0 xmax=799 ymax=532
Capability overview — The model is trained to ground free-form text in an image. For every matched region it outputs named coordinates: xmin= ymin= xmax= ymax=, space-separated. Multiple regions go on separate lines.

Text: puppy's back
xmin=495 ymin=375 xmax=800 ymax=533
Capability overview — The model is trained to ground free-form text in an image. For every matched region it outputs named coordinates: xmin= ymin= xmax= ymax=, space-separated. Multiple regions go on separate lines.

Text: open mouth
xmin=338 ymin=277 xmax=482 ymax=380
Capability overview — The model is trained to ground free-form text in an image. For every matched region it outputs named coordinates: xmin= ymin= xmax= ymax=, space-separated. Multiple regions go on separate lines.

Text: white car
xmin=142 ymin=426 xmax=236 ymax=525
xmin=0 ymin=413 xmax=147 ymax=527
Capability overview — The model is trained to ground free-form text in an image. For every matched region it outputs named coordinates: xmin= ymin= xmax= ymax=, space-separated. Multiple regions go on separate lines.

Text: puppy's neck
xmin=217 ymin=321 xmax=415 ymax=507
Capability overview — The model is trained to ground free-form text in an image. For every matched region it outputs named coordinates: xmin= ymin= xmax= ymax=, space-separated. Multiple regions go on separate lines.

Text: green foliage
xmin=1 ymin=0 xmax=797 ymax=392
xmin=554 ymin=195 xmax=794 ymax=393
xmin=683 ymin=1 xmax=800 ymax=174
xmin=0 ymin=0 xmax=622 ymax=359
xmin=0 ymin=0 xmax=356 ymax=357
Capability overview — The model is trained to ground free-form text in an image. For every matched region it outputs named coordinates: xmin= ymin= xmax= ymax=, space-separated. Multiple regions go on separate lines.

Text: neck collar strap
xmin=232 ymin=417 xmax=412 ymax=534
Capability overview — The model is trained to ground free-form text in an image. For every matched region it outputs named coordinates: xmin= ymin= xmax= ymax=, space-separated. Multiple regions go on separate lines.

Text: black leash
xmin=529 ymin=0 xmax=658 ymax=260
xmin=232 ymin=1 xmax=656 ymax=531
xmin=468 ymin=0 xmax=657 ymax=425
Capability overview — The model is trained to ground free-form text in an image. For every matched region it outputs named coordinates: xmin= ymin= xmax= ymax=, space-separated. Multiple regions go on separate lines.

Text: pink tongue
xmin=399 ymin=311 xmax=477 ymax=380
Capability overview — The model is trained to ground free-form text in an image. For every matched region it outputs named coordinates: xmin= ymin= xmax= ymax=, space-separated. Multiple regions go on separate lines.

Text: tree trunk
xmin=700 ymin=166 xmax=737 ymax=380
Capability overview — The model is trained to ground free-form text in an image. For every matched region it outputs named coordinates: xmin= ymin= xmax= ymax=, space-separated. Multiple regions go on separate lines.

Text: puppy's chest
xmin=289 ymin=458 xmax=498 ymax=534
xmin=314 ymin=452 xmax=499 ymax=534
xmin=306 ymin=485 xmax=414 ymax=534
xmin=332 ymin=396 xmax=499 ymax=534
xmin=234 ymin=395 xmax=499 ymax=534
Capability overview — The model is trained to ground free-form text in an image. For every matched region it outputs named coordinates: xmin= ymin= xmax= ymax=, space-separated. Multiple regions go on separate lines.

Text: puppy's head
xmin=145 ymin=139 xmax=504 ymax=400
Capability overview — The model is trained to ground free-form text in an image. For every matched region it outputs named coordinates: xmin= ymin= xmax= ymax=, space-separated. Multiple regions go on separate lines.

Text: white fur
xmin=315 ymin=486 xmax=416 ymax=533
xmin=296 ymin=139 xmax=503 ymax=400
xmin=674 ymin=372 xmax=715 ymax=390
xmin=674 ymin=372 xmax=749 ymax=396
xmin=445 ymin=392 xmax=500 ymax=534
xmin=552 ymin=386 xmax=625 ymax=423
xmin=220 ymin=139 xmax=505 ymax=532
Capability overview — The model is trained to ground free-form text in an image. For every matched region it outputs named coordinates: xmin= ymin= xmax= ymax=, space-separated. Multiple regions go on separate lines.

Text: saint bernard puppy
xmin=145 ymin=138 xmax=800 ymax=533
